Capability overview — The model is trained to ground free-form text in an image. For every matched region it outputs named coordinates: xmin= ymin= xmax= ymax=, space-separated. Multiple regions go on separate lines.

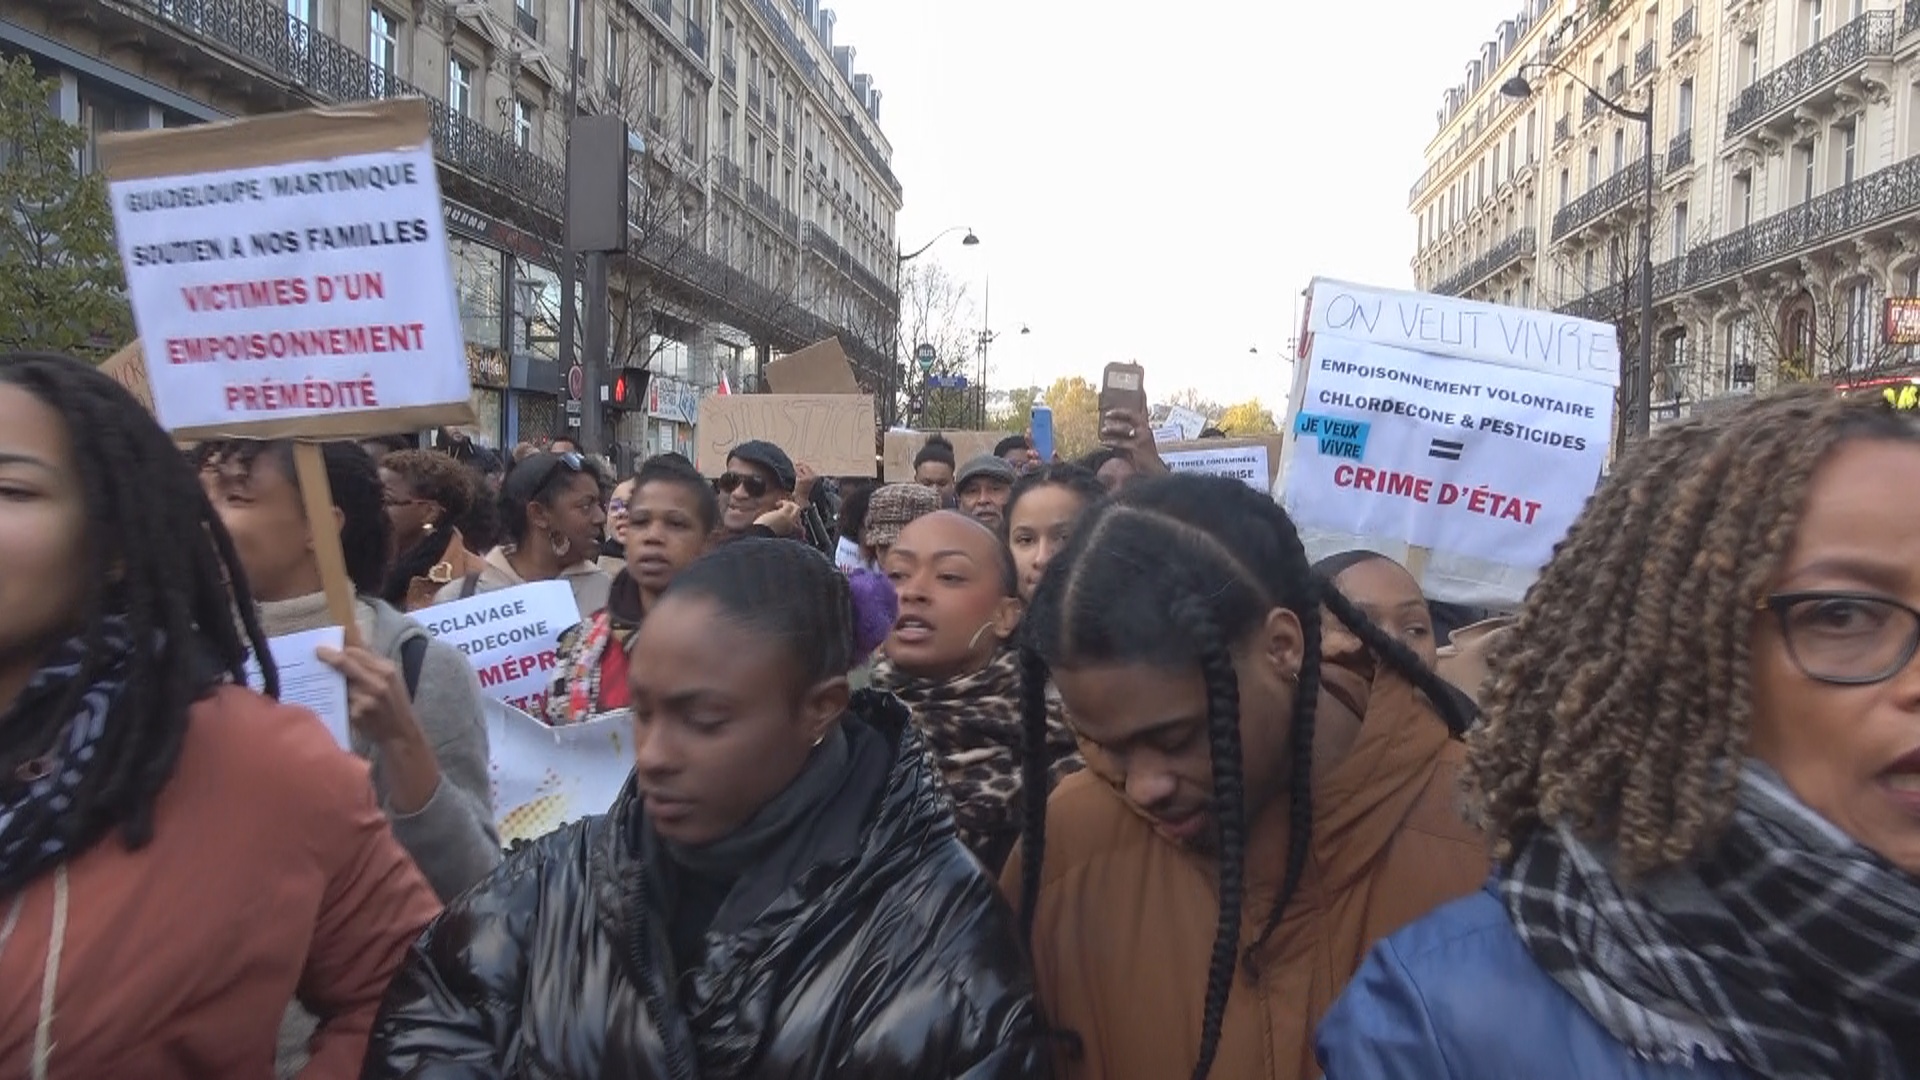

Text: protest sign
xmin=418 ymin=580 xmax=578 ymax=717
xmin=487 ymin=699 xmax=633 ymax=846
xmin=763 ymin=337 xmax=861 ymax=394
xmin=245 ymin=625 xmax=349 ymax=749
xmin=882 ymin=429 xmax=1005 ymax=481
xmin=99 ymin=340 xmax=155 ymax=412
xmin=1160 ymin=435 xmax=1283 ymax=490
xmin=99 ymin=97 xmax=473 ymax=442
xmin=1162 ymin=405 xmax=1208 ymax=441
xmin=695 ymin=393 xmax=876 ymax=477
xmin=1280 ymin=278 xmax=1617 ymax=606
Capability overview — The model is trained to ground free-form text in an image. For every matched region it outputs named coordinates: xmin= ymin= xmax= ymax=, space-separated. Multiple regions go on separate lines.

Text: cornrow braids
xmin=1018 ymin=474 xmax=1449 ymax=1080
xmin=0 ymin=354 xmax=273 ymax=894
xmin=661 ymin=537 xmax=855 ymax=684
xmin=1467 ymin=386 xmax=1920 ymax=879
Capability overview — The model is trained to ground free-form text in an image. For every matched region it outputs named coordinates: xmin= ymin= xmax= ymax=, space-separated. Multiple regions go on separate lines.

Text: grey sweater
xmin=262 ymin=594 xmax=501 ymax=1079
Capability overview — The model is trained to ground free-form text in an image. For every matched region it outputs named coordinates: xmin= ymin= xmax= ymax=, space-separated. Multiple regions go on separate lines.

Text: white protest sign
xmin=1164 ymin=405 xmax=1208 ymax=441
xmin=1282 ymin=279 xmax=1616 ymax=602
xmin=486 ymin=699 xmax=633 ymax=846
xmin=246 ymin=625 xmax=350 ymax=749
xmin=418 ymin=581 xmax=578 ymax=717
xmin=100 ymin=98 xmax=471 ymax=440
xmin=1163 ymin=444 xmax=1271 ymax=491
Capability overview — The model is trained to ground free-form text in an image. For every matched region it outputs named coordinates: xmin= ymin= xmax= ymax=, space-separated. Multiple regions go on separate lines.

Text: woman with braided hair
xmin=1318 ymin=388 xmax=1920 ymax=1079
xmin=366 ymin=537 xmax=1052 ymax=1077
xmin=1005 ymin=474 xmax=1484 ymax=1080
xmin=0 ymin=354 xmax=439 ymax=1078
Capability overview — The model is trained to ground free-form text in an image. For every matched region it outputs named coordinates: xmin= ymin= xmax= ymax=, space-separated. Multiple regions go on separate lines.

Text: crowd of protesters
xmin=0 ymin=348 xmax=1915 ymax=1079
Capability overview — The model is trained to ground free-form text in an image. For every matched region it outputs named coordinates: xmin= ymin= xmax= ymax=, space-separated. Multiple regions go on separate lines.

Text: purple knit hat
xmin=846 ymin=568 xmax=898 ymax=658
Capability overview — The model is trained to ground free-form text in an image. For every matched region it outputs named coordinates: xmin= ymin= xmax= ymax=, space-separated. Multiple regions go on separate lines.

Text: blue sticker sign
xmin=1294 ymin=411 xmax=1370 ymax=460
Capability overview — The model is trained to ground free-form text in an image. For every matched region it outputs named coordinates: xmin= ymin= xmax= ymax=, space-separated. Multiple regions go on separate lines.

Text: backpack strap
xmin=399 ymin=634 xmax=429 ymax=699
xmin=458 ymin=572 xmax=482 ymax=600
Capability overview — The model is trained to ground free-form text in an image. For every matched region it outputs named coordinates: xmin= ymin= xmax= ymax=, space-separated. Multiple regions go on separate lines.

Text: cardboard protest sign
xmin=763 ymin=337 xmax=861 ymax=394
xmin=1280 ymin=278 xmax=1617 ymax=608
xmin=1160 ymin=435 xmax=1283 ymax=490
xmin=99 ymin=97 xmax=473 ymax=441
xmin=99 ymin=340 xmax=155 ymax=412
xmin=882 ymin=429 xmax=1006 ymax=481
xmin=487 ymin=699 xmax=632 ymax=846
xmin=418 ymin=580 xmax=578 ymax=718
xmin=695 ymin=393 xmax=876 ymax=477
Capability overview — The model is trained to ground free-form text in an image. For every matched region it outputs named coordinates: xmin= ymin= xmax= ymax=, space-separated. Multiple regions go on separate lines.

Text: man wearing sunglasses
xmin=717 ymin=439 xmax=819 ymax=543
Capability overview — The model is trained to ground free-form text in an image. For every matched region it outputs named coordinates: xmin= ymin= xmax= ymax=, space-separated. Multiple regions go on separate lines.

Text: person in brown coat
xmin=0 ymin=354 xmax=440 ymax=1079
xmin=1004 ymin=475 xmax=1488 ymax=1080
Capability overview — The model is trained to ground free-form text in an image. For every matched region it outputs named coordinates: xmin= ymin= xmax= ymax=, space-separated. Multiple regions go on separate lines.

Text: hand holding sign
xmin=318 ymin=643 xmax=438 ymax=814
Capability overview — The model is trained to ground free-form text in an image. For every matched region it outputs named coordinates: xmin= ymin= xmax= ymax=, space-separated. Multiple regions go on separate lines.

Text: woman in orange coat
xmin=1006 ymin=475 xmax=1488 ymax=1080
xmin=0 ymin=354 xmax=439 ymax=1078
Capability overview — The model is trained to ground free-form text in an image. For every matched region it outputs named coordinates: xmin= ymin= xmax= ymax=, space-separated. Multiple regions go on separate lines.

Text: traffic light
xmin=609 ymin=366 xmax=651 ymax=411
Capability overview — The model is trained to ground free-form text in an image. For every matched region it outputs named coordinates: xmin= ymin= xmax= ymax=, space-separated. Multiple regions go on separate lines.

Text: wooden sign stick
xmin=292 ymin=441 xmax=365 ymax=649
xmin=1403 ymin=544 xmax=1433 ymax=586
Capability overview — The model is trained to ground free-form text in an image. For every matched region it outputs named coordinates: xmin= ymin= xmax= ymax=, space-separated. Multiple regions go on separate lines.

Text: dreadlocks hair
xmin=0 ymin=353 xmax=273 ymax=894
xmin=634 ymin=453 xmax=721 ymax=534
xmin=1466 ymin=385 xmax=1920 ymax=880
xmin=1017 ymin=473 xmax=1474 ymax=1080
xmin=196 ymin=440 xmax=392 ymax=595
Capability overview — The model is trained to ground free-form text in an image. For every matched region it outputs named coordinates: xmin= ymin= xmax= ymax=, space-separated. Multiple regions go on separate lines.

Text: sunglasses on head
xmin=716 ymin=471 xmax=769 ymax=499
xmin=518 ymin=450 xmax=587 ymax=495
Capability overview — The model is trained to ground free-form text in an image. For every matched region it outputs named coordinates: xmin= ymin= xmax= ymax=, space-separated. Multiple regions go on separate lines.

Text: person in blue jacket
xmin=1317 ymin=387 xmax=1920 ymax=1080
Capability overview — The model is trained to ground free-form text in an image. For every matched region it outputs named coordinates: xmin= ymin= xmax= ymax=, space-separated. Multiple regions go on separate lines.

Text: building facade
xmin=3 ymin=0 xmax=902 ymax=450
xmin=1411 ymin=0 xmax=1920 ymax=425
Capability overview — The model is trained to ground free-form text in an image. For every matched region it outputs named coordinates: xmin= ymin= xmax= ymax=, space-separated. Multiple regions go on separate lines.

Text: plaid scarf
xmin=0 ymin=619 xmax=135 ymax=891
xmin=1503 ymin=763 xmax=1920 ymax=1079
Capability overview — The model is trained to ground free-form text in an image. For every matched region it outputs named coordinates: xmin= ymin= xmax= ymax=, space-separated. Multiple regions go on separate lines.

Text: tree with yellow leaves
xmin=1215 ymin=399 xmax=1280 ymax=436
xmin=1041 ymin=376 xmax=1102 ymax=459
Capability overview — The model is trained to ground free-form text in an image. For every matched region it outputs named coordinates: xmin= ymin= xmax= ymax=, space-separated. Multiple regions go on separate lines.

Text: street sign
xmin=925 ymin=374 xmax=968 ymax=390
xmin=914 ymin=343 xmax=937 ymax=373
xmin=567 ymin=364 xmax=585 ymax=401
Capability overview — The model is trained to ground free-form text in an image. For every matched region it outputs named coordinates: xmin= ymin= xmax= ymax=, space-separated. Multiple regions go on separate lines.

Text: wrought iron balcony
xmin=1431 ymin=227 xmax=1537 ymax=297
xmin=1556 ymin=156 xmax=1920 ymax=315
xmin=717 ymin=158 xmax=742 ymax=191
xmin=1554 ymin=115 xmax=1571 ymax=145
xmin=1605 ymin=66 xmax=1626 ymax=99
xmin=744 ymin=179 xmax=781 ymax=220
xmin=1667 ymin=129 xmax=1693 ymax=173
xmin=1672 ymin=7 xmax=1697 ymax=50
xmin=1634 ymin=40 xmax=1656 ymax=81
xmin=1726 ymin=11 xmax=1894 ymax=137
xmin=722 ymin=55 xmax=737 ymax=86
xmin=685 ymin=21 xmax=707 ymax=60
xmin=1583 ymin=94 xmax=1602 ymax=122
xmin=514 ymin=4 xmax=537 ymax=39
xmin=1551 ymin=155 xmax=1657 ymax=240
xmin=763 ymin=98 xmax=778 ymax=125
xmin=803 ymin=225 xmax=894 ymax=304
xmin=113 ymin=0 xmax=563 ymax=219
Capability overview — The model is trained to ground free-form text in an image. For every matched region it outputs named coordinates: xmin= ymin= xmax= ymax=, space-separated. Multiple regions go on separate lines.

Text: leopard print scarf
xmin=873 ymin=647 xmax=1081 ymax=869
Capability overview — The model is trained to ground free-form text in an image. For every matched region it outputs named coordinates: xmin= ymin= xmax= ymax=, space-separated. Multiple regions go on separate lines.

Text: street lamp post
xmin=1502 ymin=63 xmax=1654 ymax=442
xmin=890 ymin=226 xmax=980 ymax=428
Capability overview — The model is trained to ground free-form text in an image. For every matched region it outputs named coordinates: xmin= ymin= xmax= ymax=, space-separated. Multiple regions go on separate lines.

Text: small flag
xmin=716 ymin=367 xmax=732 ymax=396
xmin=1428 ymin=438 xmax=1464 ymax=461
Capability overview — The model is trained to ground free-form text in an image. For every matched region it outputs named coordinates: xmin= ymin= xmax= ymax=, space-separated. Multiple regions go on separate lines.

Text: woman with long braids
xmin=378 ymin=450 xmax=488 ymax=613
xmin=365 ymin=538 xmax=1051 ymax=1076
xmin=1007 ymin=474 xmax=1484 ymax=1080
xmin=0 ymin=354 xmax=439 ymax=1077
xmin=1318 ymin=389 xmax=1920 ymax=1079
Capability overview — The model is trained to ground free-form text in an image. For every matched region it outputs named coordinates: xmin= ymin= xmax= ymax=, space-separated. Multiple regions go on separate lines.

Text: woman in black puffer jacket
xmin=362 ymin=538 xmax=1051 ymax=1080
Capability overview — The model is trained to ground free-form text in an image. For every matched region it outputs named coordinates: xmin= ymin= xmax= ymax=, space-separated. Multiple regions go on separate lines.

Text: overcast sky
xmin=824 ymin=0 xmax=1520 ymax=408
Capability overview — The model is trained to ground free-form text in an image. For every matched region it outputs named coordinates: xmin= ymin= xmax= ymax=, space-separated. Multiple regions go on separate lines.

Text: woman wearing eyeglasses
xmin=1318 ymin=388 xmax=1920 ymax=1080
xmin=434 ymin=450 xmax=611 ymax=620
